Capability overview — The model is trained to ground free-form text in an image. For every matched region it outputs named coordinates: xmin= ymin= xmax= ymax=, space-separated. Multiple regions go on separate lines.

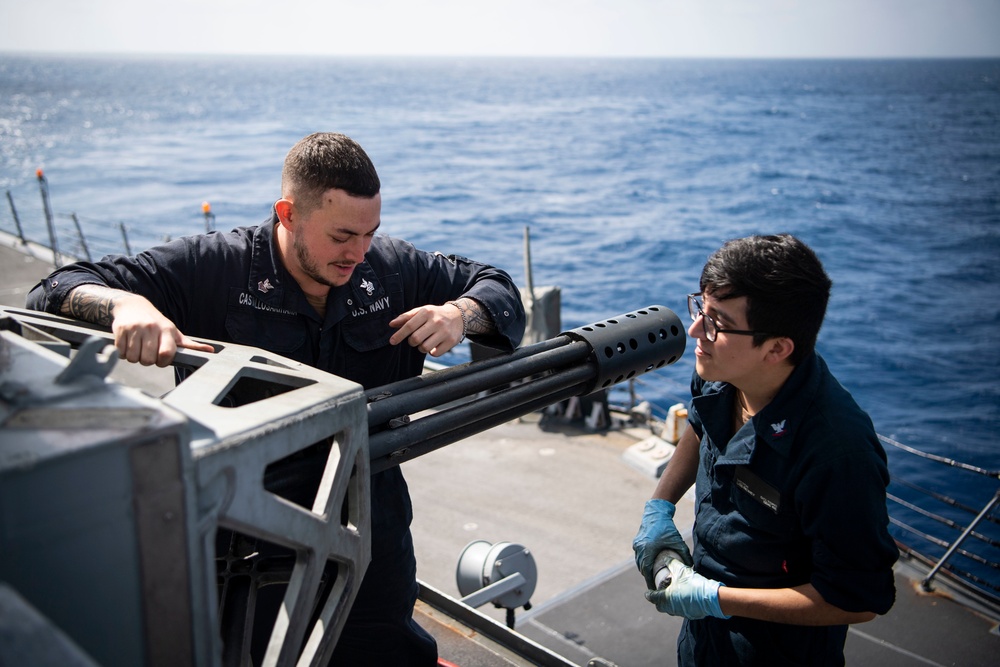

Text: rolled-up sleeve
xmin=460 ymin=266 xmax=525 ymax=350
xmin=384 ymin=238 xmax=526 ymax=351
xmin=26 ymin=262 xmax=124 ymax=314
xmin=798 ymin=445 xmax=898 ymax=615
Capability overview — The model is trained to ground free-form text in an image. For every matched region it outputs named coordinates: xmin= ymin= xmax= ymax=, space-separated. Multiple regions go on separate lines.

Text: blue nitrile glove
xmin=633 ymin=498 xmax=694 ymax=589
xmin=644 ymin=558 xmax=729 ymax=620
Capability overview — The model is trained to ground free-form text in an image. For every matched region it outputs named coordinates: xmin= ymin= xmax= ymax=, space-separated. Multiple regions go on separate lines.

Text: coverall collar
xmin=695 ymin=352 xmax=822 ymax=465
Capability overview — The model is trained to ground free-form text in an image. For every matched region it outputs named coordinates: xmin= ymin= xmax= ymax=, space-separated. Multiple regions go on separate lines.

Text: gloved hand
xmin=644 ymin=558 xmax=729 ymax=620
xmin=633 ymin=499 xmax=693 ymax=589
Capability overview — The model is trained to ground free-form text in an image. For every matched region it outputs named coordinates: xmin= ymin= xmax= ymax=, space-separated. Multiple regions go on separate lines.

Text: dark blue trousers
xmin=329 ymin=468 xmax=438 ymax=666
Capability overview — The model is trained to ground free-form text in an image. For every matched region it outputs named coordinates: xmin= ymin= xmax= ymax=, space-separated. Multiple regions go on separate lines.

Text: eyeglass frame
xmin=686 ymin=293 xmax=780 ymax=342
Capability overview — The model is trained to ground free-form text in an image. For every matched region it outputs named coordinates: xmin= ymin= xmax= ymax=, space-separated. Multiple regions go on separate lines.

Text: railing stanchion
xmin=6 ymin=191 xmax=27 ymax=245
xmin=921 ymin=489 xmax=1000 ymax=591
xmin=119 ymin=222 xmax=132 ymax=256
xmin=70 ymin=213 xmax=92 ymax=261
xmin=36 ymin=170 xmax=61 ymax=267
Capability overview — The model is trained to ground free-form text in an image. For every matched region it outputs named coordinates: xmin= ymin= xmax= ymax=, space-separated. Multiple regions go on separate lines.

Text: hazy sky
xmin=1 ymin=0 xmax=998 ymax=58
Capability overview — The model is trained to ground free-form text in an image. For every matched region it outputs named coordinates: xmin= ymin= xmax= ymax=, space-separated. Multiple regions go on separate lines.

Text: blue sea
xmin=2 ymin=55 xmax=998 ymax=581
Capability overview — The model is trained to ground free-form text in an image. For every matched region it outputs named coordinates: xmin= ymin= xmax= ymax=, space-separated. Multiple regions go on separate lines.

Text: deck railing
xmin=3 ymin=173 xmax=214 ymax=266
xmin=881 ymin=434 xmax=1000 ymax=610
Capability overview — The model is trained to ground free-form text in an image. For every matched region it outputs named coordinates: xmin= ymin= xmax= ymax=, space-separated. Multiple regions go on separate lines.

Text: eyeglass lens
xmin=688 ymin=294 xmax=717 ymax=341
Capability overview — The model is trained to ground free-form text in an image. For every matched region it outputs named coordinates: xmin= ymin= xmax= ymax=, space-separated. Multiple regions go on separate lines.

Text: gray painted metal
xmin=1 ymin=309 xmax=369 ymax=667
xmin=0 ymin=584 xmax=101 ymax=666
xmin=457 ymin=540 xmax=537 ymax=611
xmin=1 ymin=319 xmax=204 ymax=666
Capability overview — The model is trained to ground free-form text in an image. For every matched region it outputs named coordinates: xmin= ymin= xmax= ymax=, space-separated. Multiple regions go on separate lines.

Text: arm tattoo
xmin=62 ymin=285 xmax=120 ymax=327
xmin=456 ymin=297 xmax=496 ymax=335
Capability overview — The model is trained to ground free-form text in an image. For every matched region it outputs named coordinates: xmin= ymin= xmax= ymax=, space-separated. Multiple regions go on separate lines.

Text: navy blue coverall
xmin=680 ymin=353 xmax=898 ymax=666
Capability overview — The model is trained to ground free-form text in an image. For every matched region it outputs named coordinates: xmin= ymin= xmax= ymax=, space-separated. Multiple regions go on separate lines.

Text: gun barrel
xmin=368 ymin=305 xmax=685 ymax=473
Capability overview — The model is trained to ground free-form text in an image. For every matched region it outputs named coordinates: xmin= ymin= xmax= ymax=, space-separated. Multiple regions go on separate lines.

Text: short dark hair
xmin=282 ymin=132 xmax=380 ymax=213
xmin=699 ymin=234 xmax=832 ymax=365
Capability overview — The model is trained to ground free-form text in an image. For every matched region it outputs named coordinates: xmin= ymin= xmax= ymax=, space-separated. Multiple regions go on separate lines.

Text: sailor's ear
xmin=765 ymin=336 xmax=795 ymax=365
xmin=274 ymin=199 xmax=294 ymax=229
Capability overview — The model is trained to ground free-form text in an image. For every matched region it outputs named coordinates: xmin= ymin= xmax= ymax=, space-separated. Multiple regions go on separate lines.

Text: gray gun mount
xmin=0 ymin=304 xmax=684 ymax=667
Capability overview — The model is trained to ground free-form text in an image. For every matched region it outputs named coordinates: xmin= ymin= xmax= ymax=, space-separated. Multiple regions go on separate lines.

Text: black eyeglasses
xmin=687 ymin=293 xmax=778 ymax=342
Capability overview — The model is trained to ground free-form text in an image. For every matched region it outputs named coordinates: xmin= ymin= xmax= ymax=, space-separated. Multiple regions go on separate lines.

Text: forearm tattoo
xmin=457 ymin=297 xmax=495 ymax=335
xmin=62 ymin=285 xmax=119 ymax=326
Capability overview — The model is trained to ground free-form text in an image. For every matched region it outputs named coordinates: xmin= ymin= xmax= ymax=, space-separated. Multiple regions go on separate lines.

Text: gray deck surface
xmin=405 ymin=413 xmax=1000 ymax=667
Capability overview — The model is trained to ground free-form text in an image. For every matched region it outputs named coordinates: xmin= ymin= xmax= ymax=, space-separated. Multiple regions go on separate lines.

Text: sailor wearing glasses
xmin=633 ymin=234 xmax=898 ymax=666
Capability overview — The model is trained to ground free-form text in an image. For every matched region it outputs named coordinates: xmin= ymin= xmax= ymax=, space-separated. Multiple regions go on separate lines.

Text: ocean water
xmin=2 ymin=55 xmax=998 ymax=578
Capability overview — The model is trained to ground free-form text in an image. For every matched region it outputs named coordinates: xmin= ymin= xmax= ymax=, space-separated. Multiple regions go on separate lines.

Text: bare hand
xmin=389 ymin=303 xmax=464 ymax=357
xmin=110 ymin=293 xmax=214 ymax=366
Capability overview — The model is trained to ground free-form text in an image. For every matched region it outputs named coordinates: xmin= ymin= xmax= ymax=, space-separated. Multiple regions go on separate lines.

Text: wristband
xmin=447 ymin=300 xmax=468 ymax=343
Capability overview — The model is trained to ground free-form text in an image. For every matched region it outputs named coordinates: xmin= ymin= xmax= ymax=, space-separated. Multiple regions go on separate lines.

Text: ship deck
xmin=406 ymin=415 xmax=1000 ymax=666
xmin=2 ymin=237 xmax=997 ymax=666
